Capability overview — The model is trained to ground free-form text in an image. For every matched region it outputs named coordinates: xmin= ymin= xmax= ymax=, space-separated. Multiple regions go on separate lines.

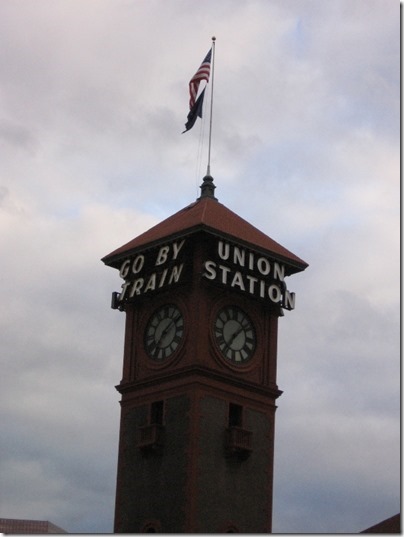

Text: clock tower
xmin=102 ymin=175 xmax=308 ymax=533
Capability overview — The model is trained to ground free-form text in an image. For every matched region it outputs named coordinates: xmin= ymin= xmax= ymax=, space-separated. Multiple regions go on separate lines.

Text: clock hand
xmin=221 ymin=326 xmax=244 ymax=355
xmin=228 ymin=326 xmax=244 ymax=345
xmin=157 ymin=319 xmax=175 ymax=345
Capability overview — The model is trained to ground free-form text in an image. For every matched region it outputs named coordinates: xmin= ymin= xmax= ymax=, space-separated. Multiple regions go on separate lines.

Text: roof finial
xmin=198 ymin=171 xmax=217 ymax=200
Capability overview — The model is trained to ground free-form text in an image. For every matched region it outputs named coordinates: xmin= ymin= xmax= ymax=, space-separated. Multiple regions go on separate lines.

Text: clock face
xmin=145 ymin=304 xmax=184 ymax=361
xmin=214 ymin=306 xmax=256 ymax=364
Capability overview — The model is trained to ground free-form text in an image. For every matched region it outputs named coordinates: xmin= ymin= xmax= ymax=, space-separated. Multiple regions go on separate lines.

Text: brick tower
xmin=102 ymin=175 xmax=308 ymax=533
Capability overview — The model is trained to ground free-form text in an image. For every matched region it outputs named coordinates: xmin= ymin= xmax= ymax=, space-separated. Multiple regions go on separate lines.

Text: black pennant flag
xmin=182 ymin=87 xmax=206 ymax=133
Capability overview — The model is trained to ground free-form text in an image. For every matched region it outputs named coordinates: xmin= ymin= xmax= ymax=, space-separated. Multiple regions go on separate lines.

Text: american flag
xmin=188 ymin=49 xmax=212 ymax=109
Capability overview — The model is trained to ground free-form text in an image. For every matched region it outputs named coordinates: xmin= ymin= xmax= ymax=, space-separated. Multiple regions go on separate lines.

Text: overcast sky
xmin=0 ymin=0 xmax=399 ymax=534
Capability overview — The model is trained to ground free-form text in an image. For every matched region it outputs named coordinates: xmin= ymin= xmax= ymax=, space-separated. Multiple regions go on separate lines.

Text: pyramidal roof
xmin=102 ymin=176 xmax=308 ymax=274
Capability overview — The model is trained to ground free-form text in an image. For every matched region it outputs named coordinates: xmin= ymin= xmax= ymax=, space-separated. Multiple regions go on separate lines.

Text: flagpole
xmin=206 ymin=36 xmax=216 ymax=176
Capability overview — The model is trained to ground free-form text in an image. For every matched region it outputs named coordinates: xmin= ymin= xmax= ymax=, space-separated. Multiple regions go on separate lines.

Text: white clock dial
xmin=145 ymin=305 xmax=184 ymax=361
xmin=214 ymin=306 xmax=256 ymax=363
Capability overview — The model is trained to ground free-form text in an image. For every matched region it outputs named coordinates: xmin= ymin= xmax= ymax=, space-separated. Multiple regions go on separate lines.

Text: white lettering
xmin=246 ymin=275 xmax=258 ymax=294
xmin=159 ymin=268 xmax=168 ymax=287
xmin=203 ymin=260 xmax=217 ymax=280
xmin=120 ymin=280 xmax=132 ymax=300
xmin=218 ymin=264 xmax=231 ymax=285
xmin=172 ymin=239 xmax=185 ymax=260
xmin=129 ymin=278 xmax=144 ymax=297
xmin=155 ymin=245 xmax=169 ymax=266
xmin=233 ymin=246 xmax=245 ymax=267
xmin=284 ymin=291 xmax=296 ymax=310
xmin=257 ymin=257 xmax=270 ymax=276
xmin=117 ymin=238 xmax=296 ymax=312
xmin=218 ymin=241 xmax=230 ymax=260
xmin=268 ymin=284 xmax=282 ymax=303
xmin=119 ymin=260 xmax=131 ymax=279
xmin=169 ymin=264 xmax=184 ymax=284
xmin=144 ymin=274 xmax=156 ymax=292
xmin=273 ymin=262 xmax=285 ymax=282
xmin=132 ymin=254 xmax=144 ymax=274
xmin=231 ymin=271 xmax=245 ymax=291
